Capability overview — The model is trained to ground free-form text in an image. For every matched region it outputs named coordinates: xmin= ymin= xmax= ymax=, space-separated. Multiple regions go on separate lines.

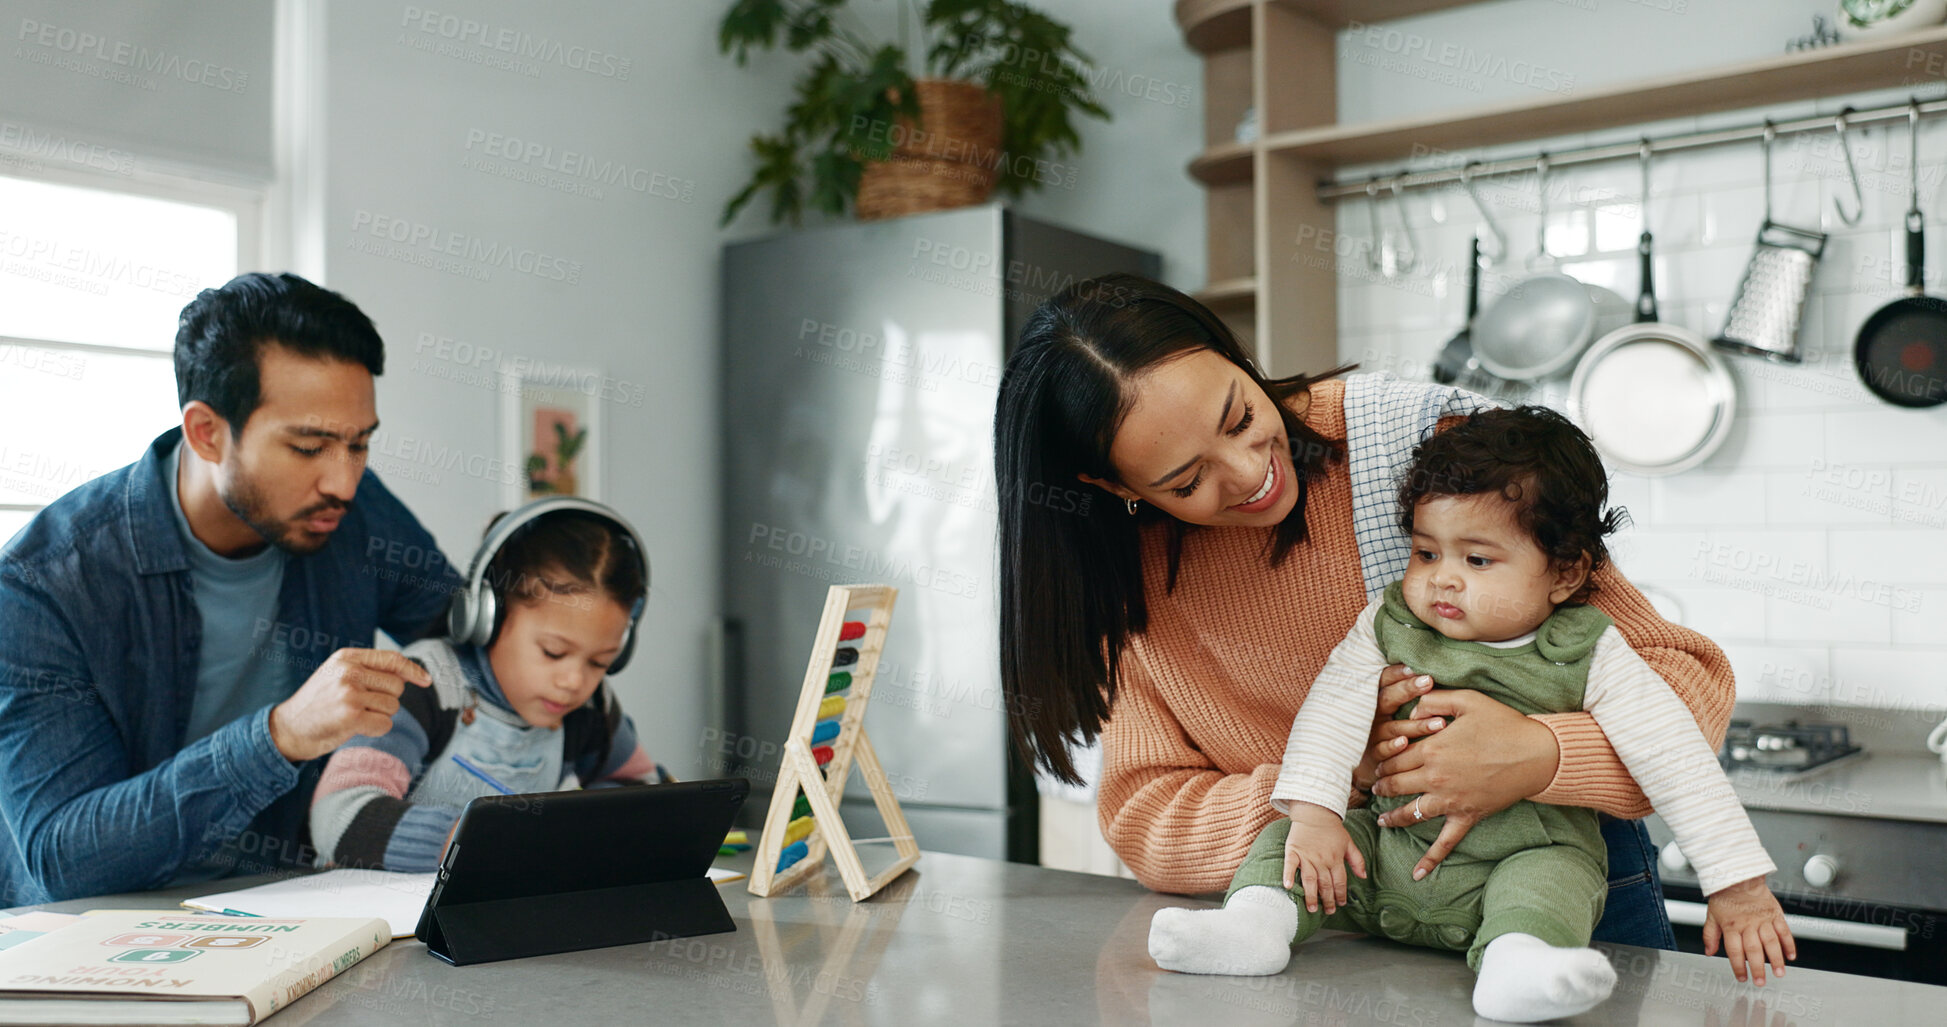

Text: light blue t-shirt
xmin=166 ymin=442 xmax=292 ymax=746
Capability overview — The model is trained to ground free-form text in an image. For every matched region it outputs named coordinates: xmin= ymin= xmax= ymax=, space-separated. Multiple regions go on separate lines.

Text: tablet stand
xmin=747 ymin=584 xmax=918 ymax=902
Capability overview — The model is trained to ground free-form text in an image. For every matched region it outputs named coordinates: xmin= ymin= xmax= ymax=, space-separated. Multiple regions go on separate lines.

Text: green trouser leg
xmin=1228 ymin=814 xmax=1606 ymax=973
xmin=1464 ymin=843 xmax=1608 ymax=970
xmin=1224 ymin=814 xmax=1376 ymax=944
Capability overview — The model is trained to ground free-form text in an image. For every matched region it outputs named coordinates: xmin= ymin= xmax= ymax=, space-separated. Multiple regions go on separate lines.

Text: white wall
xmin=1332 ymin=1 xmax=1947 ymax=731
xmin=0 ymin=0 xmax=271 ymax=179
xmin=319 ymin=0 xmax=1200 ymax=776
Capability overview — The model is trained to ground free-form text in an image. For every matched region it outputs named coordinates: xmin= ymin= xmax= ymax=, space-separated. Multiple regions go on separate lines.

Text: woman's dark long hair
xmin=994 ymin=273 xmax=1349 ymax=784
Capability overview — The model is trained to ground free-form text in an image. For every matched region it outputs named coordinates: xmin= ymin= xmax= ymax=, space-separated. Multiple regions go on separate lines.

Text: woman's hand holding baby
xmin=1368 ymin=689 xmax=1561 ymax=878
xmin=1280 ymin=804 xmax=1368 ymax=915
xmin=1703 ymin=877 xmax=1796 ymax=985
xmin=1356 ymin=664 xmax=1442 ymax=795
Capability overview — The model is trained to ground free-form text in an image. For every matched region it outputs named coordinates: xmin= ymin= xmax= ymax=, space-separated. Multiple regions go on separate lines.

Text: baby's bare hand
xmin=1702 ymin=877 xmax=1796 ymax=985
xmin=1280 ymin=805 xmax=1368 ymax=916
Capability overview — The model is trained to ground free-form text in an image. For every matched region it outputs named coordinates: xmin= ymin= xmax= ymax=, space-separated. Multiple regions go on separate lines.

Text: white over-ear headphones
xmin=446 ymin=497 xmax=650 ymax=674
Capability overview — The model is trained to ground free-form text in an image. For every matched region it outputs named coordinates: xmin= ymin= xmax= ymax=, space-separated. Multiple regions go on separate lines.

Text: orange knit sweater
xmin=1096 ymin=378 xmax=1736 ymax=895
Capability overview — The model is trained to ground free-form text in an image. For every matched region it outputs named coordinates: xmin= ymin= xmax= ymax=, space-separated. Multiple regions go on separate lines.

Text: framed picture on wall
xmin=500 ymin=366 xmax=602 ymax=507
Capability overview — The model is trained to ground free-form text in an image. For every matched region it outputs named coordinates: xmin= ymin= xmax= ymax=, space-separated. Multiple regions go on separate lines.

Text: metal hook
xmin=1459 ymin=162 xmax=1506 ymax=263
xmin=1528 ymin=154 xmax=1554 ymax=269
xmin=1832 ymin=109 xmax=1865 ymax=226
xmin=1365 ymin=180 xmax=1385 ymax=273
xmin=1760 ymin=120 xmax=1776 ymax=224
xmin=1389 ymin=177 xmax=1419 ymax=273
xmin=1909 ymin=98 xmax=1923 ymax=224
xmin=1638 ymin=138 xmax=1653 ymax=235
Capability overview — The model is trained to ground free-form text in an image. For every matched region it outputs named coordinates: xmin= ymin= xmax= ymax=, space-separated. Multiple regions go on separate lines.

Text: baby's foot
xmin=1147 ymin=885 xmax=1296 ymax=976
xmin=1472 ymin=932 xmax=1617 ymax=1023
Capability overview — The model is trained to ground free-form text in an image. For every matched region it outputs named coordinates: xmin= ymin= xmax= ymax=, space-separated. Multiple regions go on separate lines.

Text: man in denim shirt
xmin=0 ymin=273 xmax=461 ymax=904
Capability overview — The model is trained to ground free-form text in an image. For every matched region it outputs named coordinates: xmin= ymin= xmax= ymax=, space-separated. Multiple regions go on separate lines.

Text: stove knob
xmin=1803 ymin=853 xmax=1840 ymax=889
xmin=1658 ymin=841 xmax=1689 ymax=874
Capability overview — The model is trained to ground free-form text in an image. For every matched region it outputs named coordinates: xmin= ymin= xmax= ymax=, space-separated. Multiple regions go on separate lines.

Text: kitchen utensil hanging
xmin=1431 ymin=237 xmax=1527 ymax=402
xmin=1470 ymin=155 xmax=1632 ymax=381
xmin=1853 ymin=100 xmax=1947 ymax=408
xmin=1714 ymin=121 xmax=1827 ymax=363
xmin=1432 ymin=235 xmax=1482 ymax=386
xmin=1570 ymin=142 xmax=1737 ymax=477
xmin=1365 ymin=178 xmax=1419 ymax=278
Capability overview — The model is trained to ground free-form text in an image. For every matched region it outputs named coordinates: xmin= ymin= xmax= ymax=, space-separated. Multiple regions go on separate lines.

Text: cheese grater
xmin=1715 ymin=124 xmax=1825 ymax=364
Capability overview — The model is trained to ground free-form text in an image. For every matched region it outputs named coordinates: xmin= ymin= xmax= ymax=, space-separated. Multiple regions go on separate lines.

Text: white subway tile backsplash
xmin=1828 ymin=646 xmax=1947 ymax=710
xmin=1659 ymin=247 xmax=1748 ymax=311
xmin=1830 ymin=525 xmax=1947 ymax=584
xmin=1722 ymin=644 xmax=1832 ymax=705
xmin=1659 ymin=585 xmax=1766 ymax=642
xmin=1889 ymin=468 xmax=1947 ymax=529
xmin=1826 ymin=408 xmax=1947 ymax=465
xmin=1703 ymin=409 xmax=1824 ymax=469
xmin=1610 ymin=527 xmax=1709 ymax=584
xmin=1730 ymin=350 xmax=1877 ymax=412
xmin=1767 ymin=590 xmax=1891 ymax=646
xmin=1767 ymin=467 xmax=1888 ymax=526
xmin=1650 ymin=471 xmax=1765 ymax=526
xmin=1889 ymin=587 xmax=1947 ymax=646
xmin=1698 ymin=185 xmax=1766 ymax=249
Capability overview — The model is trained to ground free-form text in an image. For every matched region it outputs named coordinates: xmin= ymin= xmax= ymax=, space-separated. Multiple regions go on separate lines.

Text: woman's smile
xmin=1229 ymin=449 xmax=1282 ymax=512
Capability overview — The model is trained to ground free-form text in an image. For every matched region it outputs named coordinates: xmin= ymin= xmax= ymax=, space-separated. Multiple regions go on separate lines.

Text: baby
xmin=310 ymin=503 xmax=658 ymax=871
xmin=1149 ymin=406 xmax=1794 ymax=1023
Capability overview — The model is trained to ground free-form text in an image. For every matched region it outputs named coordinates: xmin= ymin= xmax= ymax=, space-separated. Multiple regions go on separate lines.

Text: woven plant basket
xmin=855 ymin=79 xmax=1005 ymax=221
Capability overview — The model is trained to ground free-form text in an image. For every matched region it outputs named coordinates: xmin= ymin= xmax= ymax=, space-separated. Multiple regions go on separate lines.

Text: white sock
xmin=1472 ymin=932 xmax=1617 ymax=1023
xmin=1147 ymin=885 xmax=1297 ymax=976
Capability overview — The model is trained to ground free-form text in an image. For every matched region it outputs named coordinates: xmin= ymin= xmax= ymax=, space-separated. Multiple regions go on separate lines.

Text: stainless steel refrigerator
xmin=718 ymin=205 xmax=1159 ymax=861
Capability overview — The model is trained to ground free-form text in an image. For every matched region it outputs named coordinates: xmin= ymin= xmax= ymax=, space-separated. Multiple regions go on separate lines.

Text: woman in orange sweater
xmin=994 ymin=274 xmax=1733 ymax=948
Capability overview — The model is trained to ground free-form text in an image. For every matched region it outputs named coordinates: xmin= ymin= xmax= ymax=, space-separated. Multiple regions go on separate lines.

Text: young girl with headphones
xmin=309 ymin=499 xmax=657 ymax=872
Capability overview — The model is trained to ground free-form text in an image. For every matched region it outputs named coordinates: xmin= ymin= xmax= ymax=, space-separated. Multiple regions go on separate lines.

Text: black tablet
xmin=415 ymin=778 xmax=749 ymax=965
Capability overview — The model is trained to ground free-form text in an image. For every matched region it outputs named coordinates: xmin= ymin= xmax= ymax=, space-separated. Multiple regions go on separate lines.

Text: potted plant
xmin=718 ymin=0 xmax=1110 ymax=224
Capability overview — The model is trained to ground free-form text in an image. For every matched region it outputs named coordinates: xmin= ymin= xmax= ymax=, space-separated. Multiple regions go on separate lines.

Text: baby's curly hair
xmin=1397 ymin=405 xmax=1627 ymax=605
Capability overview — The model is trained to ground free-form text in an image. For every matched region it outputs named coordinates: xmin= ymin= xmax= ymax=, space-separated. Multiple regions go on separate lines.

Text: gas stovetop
xmin=1719 ymin=719 xmax=1865 ymax=778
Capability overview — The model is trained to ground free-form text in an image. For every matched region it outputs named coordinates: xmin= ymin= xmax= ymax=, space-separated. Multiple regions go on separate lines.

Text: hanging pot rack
xmin=1315 ymin=94 xmax=1947 ymax=204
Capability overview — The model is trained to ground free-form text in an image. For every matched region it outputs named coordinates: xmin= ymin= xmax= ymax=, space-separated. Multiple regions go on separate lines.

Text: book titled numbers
xmin=0 ymin=909 xmax=389 ymax=1025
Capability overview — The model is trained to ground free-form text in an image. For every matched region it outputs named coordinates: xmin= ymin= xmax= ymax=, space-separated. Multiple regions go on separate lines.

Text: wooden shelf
xmin=1263 ymin=26 xmax=1947 ymax=167
xmin=1271 ymin=0 xmax=1493 ymax=27
xmin=1175 ymin=0 xmax=1252 ymax=53
xmin=1195 ymin=277 xmax=1258 ymax=306
xmin=1189 ymin=141 xmax=1254 ymax=185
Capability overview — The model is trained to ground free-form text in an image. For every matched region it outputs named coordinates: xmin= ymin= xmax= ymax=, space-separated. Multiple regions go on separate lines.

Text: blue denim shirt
xmin=0 ymin=428 xmax=462 ymax=904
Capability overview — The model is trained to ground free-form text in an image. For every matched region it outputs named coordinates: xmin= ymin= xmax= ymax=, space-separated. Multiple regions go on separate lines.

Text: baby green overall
xmin=1226 ymin=582 xmax=1612 ymax=970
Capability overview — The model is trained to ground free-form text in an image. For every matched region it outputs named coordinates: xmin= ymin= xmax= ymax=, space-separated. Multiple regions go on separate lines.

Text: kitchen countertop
xmin=1729 ymin=753 xmax=1947 ymax=824
xmin=9 ymin=850 xmax=1945 ymax=1025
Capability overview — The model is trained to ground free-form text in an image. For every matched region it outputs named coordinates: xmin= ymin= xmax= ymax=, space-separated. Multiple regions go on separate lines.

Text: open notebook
xmin=185 ymin=866 xmax=746 ymax=939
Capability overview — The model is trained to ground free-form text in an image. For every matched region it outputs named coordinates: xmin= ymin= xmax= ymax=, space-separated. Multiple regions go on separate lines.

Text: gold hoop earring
xmin=1125 ymin=498 xmax=1139 ymax=515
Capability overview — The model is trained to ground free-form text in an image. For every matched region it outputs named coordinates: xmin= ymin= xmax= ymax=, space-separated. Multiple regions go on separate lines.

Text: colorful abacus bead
xmin=776 ymin=839 xmax=809 ymax=872
xmin=817 ymin=694 xmax=845 ymax=720
xmin=792 ymin=794 xmax=812 ymax=819
xmin=839 ymin=620 xmax=866 ymax=641
xmin=810 ymin=718 xmax=840 ymax=745
xmin=832 ymin=647 xmax=859 ymax=668
xmin=812 ymin=745 xmax=834 ymax=766
xmin=825 ymin=672 xmax=852 ymax=694
xmin=783 ymin=815 xmax=814 ymax=846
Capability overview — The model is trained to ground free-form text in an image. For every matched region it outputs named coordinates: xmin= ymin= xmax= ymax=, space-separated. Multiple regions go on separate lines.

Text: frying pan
xmin=1854 ymin=102 xmax=1947 ymax=408
xmin=1570 ymin=143 xmax=1736 ymax=477
xmin=1431 ymin=236 xmax=1481 ymax=385
xmin=1471 ymin=156 xmax=1632 ymax=381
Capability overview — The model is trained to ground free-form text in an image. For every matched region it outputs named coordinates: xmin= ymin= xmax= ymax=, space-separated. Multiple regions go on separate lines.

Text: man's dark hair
xmin=1398 ymin=405 xmax=1628 ymax=605
xmin=174 ymin=272 xmax=384 ymax=435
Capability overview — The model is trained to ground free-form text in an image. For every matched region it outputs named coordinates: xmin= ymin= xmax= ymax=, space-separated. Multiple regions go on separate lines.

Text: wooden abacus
xmin=746 ymin=584 xmax=919 ymax=901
